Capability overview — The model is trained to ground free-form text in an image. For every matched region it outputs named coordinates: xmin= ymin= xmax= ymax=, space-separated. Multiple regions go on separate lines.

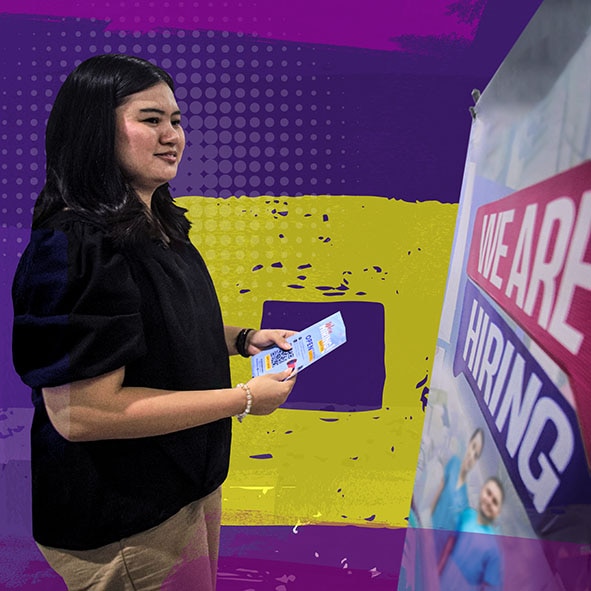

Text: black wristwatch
xmin=236 ymin=328 xmax=254 ymax=357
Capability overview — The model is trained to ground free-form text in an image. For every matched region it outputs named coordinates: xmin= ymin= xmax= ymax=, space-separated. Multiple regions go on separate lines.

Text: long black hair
xmin=33 ymin=54 xmax=190 ymax=243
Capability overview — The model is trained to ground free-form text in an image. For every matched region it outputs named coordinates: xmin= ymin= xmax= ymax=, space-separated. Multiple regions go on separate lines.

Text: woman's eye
xmin=143 ymin=117 xmax=160 ymax=124
xmin=172 ymin=119 xmax=182 ymax=127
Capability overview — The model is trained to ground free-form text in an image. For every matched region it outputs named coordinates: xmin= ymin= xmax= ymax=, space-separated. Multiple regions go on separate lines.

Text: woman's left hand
xmin=246 ymin=329 xmax=296 ymax=356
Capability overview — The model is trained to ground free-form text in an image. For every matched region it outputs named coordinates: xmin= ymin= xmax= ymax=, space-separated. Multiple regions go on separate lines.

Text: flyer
xmin=251 ymin=311 xmax=347 ymax=377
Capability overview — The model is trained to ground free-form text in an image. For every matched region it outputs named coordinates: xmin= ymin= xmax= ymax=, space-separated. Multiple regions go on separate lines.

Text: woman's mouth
xmin=155 ymin=152 xmax=178 ymax=163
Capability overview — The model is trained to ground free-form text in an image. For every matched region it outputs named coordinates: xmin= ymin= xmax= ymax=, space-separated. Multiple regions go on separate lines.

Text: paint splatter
xmin=415 ymin=374 xmax=428 ymax=388
xmin=314 ymin=280 xmax=349 ymax=297
xmin=416 ymin=372 xmax=430 ymax=411
xmin=249 ymin=453 xmax=274 ymax=460
xmin=420 ymin=386 xmax=429 ymax=411
xmin=0 ymin=425 xmax=24 ymax=439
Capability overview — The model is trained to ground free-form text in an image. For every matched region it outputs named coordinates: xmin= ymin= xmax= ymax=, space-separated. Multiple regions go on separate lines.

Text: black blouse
xmin=12 ymin=210 xmax=232 ymax=550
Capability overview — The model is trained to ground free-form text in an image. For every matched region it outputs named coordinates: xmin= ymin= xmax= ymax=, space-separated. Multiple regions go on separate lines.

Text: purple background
xmin=261 ymin=300 xmax=386 ymax=411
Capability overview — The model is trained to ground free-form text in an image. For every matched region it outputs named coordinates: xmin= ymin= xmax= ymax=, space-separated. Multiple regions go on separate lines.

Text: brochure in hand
xmin=251 ymin=311 xmax=347 ymax=377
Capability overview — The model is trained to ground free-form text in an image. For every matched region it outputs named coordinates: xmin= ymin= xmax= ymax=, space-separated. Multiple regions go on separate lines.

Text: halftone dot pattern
xmin=1 ymin=10 xmax=479 ymax=250
xmin=1 ymin=17 xmax=354 ymax=239
xmin=155 ymin=29 xmax=351 ymax=200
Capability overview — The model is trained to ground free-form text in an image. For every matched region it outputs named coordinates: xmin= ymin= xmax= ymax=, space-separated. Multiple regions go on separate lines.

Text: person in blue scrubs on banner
xmin=431 ymin=427 xmax=485 ymax=532
xmin=429 ymin=427 xmax=485 ymax=559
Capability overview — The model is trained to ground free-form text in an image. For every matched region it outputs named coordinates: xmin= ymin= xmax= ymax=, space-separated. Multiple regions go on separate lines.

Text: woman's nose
xmin=160 ymin=123 xmax=179 ymax=144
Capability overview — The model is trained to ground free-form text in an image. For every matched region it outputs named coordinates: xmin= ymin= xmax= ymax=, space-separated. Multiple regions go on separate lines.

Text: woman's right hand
xmin=247 ymin=369 xmax=297 ymax=415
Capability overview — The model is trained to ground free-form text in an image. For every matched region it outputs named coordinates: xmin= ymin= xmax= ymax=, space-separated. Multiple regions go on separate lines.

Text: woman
xmin=431 ymin=428 xmax=485 ymax=533
xmin=12 ymin=54 xmax=297 ymax=590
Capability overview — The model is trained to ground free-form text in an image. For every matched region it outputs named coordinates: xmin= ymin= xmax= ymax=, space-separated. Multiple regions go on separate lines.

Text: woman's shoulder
xmin=28 ymin=209 xmax=121 ymax=263
xmin=445 ymin=454 xmax=462 ymax=471
xmin=36 ymin=208 xmax=109 ymax=239
xmin=16 ymin=210 xmax=127 ymax=296
xmin=13 ymin=211 xmax=146 ymax=390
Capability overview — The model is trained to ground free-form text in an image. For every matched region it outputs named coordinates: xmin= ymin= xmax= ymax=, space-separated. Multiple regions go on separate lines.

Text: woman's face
xmin=461 ymin=431 xmax=483 ymax=473
xmin=115 ymin=82 xmax=185 ymax=206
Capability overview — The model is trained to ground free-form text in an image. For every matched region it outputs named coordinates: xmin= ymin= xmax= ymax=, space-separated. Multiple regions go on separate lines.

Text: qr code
xmin=270 ymin=348 xmax=295 ymax=365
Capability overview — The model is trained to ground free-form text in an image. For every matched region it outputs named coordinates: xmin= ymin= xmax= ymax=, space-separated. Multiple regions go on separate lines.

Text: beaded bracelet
xmin=235 ymin=382 xmax=253 ymax=422
xmin=235 ymin=328 xmax=254 ymax=358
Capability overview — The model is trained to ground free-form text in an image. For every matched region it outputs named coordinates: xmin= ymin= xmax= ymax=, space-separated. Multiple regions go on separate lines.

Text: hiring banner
xmin=399 ymin=1 xmax=591 ymax=589
xmin=466 ymin=162 xmax=591 ymax=472
xmin=401 ymin=169 xmax=591 ymax=591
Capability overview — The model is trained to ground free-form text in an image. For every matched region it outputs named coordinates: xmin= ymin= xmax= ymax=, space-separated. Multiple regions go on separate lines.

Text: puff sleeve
xmin=12 ymin=219 xmax=146 ymax=389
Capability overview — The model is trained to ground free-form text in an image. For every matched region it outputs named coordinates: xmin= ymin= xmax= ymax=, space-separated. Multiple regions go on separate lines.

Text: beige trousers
xmin=37 ymin=487 xmax=222 ymax=591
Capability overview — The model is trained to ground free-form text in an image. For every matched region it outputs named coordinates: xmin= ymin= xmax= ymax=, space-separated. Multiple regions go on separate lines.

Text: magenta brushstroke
xmin=3 ymin=0 xmax=485 ymax=51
